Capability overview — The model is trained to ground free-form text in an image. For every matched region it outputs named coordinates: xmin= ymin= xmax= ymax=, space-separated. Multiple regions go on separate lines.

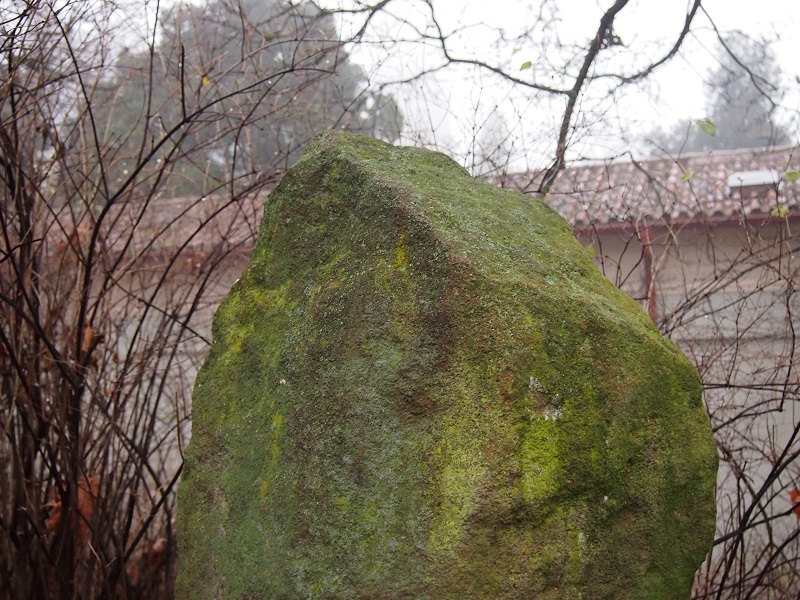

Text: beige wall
xmin=579 ymin=219 xmax=800 ymax=586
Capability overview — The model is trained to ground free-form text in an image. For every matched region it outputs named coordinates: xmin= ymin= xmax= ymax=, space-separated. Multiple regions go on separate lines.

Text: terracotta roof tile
xmin=44 ymin=192 xmax=266 ymax=265
xmin=506 ymin=146 xmax=799 ymax=227
xmin=50 ymin=147 xmax=797 ymax=264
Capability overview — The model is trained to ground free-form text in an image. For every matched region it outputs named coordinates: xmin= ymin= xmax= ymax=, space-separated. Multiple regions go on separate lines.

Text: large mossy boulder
xmin=176 ymin=131 xmax=717 ymax=599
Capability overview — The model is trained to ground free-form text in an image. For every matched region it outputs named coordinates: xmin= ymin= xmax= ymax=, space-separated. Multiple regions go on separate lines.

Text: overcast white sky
xmin=326 ymin=0 xmax=799 ymax=166
xmin=613 ymin=0 xmax=799 ymax=120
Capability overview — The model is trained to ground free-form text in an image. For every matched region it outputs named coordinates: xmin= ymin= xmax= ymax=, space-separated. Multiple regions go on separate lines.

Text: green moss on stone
xmin=176 ymin=131 xmax=717 ymax=599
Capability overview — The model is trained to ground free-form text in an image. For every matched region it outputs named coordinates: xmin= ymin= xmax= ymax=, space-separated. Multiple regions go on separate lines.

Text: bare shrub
xmin=0 ymin=0 xmax=395 ymax=597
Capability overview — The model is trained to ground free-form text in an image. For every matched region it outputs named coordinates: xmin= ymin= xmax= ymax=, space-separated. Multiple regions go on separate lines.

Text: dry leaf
xmin=77 ymin=474 xmax=100 ymax=534
xmin=789 ymin=488 xmax=800 ymax=520
xmin=81 ymin=325 xmax=95 ymax=355
xmin=149 ymin=537 xmax=168 ymax=567
xmin=44 ymin=473 xmax=100 ymax=544
xmin=43 ymin=496 xmax=62 ymax=532
xmin=127 ymin=562 xmax=140 ymax=587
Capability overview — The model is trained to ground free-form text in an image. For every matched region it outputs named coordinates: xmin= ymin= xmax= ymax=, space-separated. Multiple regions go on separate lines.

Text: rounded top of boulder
xmin=281 ymin=131 xmax=651 ymax=326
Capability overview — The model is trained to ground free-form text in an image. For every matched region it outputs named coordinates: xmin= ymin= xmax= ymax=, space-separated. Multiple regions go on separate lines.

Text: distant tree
xmin=468 ymin=109 xmax=516 ymax=178
xmin=99 ymin=0 xmax=402 ymax=196
xmin=647 ymin=32 xmax=792 ymax=154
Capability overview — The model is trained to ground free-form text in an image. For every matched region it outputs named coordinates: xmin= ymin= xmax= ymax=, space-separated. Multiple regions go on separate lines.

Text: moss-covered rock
xmin=176 ymin=131 xmax=717 ymax=599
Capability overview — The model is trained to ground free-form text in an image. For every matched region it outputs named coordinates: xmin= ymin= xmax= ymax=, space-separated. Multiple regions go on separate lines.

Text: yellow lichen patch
xmin=391 ymin=233 xmax=408 ymax=271
xmin=519 ymin=419 xmax=564 ymax=507
xmin=428 ymin=418 xmax=489 ymax=557
xmin=267 ymin=413 xmax=285 ymax=468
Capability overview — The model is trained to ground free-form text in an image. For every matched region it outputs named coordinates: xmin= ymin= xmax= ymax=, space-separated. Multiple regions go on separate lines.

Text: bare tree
xmin=0 ymin=0 xmax=398 ymax=597
xmin=333 ymin=0 xmax=713 ymax=185
xmin=647 ymin=31 xmax=793 ymax=154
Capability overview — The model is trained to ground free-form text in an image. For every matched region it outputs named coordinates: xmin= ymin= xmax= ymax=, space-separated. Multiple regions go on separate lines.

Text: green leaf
xmin=520 ymin=61 xmax=532 ymax=71
xmin=695 ymin=118 xmax=717 ymax=137
xmin=682 ymin=170 xmax=694 ymax=182
xmin=583 ymin=242 xmax=596 ymax=258
xmin=782 ymin=170 xmax=800 ymax=182
xmin=771 ymin=204 xmax=789 ymax=218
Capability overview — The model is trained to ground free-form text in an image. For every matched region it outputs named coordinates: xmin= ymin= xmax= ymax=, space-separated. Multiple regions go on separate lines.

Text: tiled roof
xmin=51 ymin=146 xmax=797 ymax=265
xmin=506 ymin=146 xmax=799 ymax=227
xmin=45 ymin=191 xmax=265 ymax=268
xmin=106 ymin=193 xmax=264 ymax=260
